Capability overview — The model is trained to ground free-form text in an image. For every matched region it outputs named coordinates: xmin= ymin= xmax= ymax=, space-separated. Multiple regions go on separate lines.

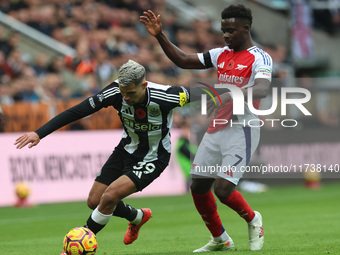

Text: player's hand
xmin=206 ymin=97 xmax=221 ymax=117
xmin=206 ymin=92 xmax=232 ymax=117
xmin=14 ymin=132 xmax=40 ymax=149
xmin=140 ymin=10 xmax=162 ymax=36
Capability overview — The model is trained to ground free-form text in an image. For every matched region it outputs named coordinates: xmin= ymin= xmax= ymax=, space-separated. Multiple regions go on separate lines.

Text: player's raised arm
xmin=140 ymin=10 xmax=205 ymax=69
xmin=14 ymin=131 xmax=40 ymax=149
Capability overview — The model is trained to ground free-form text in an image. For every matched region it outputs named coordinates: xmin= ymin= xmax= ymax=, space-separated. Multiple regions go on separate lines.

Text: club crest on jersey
xmin=136 ymin=108 xmax=146 ymax=118
xmin=235 ymin=64 xmax=248 ymax=70
xmin=149 ymin=106 xmax=160 ymax=117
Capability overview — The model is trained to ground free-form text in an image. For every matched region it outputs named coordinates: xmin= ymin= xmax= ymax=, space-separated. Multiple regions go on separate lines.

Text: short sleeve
xmin=253 ymin=52 xmax=273 ymax=81
xmin=197 ymin=47 xmax=228 ymax=69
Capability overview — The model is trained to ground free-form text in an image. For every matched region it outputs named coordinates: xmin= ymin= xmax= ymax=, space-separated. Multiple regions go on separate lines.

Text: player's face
xmin=119 ymin=82 xmax=147 ymax=105
xmin=221 ymin=18 xmax=249 ymax=51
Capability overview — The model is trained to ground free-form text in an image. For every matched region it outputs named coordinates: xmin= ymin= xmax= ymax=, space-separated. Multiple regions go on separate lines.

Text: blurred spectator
xmin=36 ymin=73 xmax=71 ymax=102
xmin=47 ymin=56 xmax=65 ymax=74
xmin=80 ymin=74 xmax=101 ymax=97
xmin=28 ymin=4 xmax=56 ymax=36
xmin=32 ymin=53 xmax=49 ymax=78
xmin=0 ymin=32 xmax=21 ymax=58
xmin=158 ymin=54 xmax=181 ymax=79
xmin=0 ymin=26 xmax=8 ymax=53
xmin=0 ymin=51 xmax=11 ymax=83
xmin=65 ymin=39 xmax=96 ymax=78
xmin=0 ymin=104 xmax=6 ymax=132
xmin=313 ymin=0 xmax=340 ymax=35
xmin=0 ymin=82 xmax=14 ymax=105
xmin=158 ymin=11 xmax=180 ymax=42
xmin=94 ymin=49 xmax=116 ymax=88
xmin=4 ymin=48 xmax=25 ymax=79
xmin=11 ymin=77 xmax=39 ymax=102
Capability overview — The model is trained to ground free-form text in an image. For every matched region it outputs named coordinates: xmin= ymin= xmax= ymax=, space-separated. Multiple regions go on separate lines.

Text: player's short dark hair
xmin=221 ymin=4 xmax=252 ymax=27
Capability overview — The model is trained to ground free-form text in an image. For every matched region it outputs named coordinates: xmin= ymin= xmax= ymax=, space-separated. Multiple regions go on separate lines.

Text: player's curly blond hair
xmin=118 ymin=60 xmax=146 ymax=87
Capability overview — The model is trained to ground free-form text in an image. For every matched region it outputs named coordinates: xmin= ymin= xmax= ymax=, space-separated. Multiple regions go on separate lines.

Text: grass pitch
xmin=1 ymin=182 xmax=339 ymax=255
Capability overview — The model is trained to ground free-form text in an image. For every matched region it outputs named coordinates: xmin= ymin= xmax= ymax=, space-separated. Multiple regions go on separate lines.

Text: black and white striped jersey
xmin=35 ymin=80 xmax=190 ymax=163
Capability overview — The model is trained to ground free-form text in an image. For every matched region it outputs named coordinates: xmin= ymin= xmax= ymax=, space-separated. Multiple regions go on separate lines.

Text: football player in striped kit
xmin=15 ymin=59 xmax=195 ymax=249
xmin=141 ymin=4 xmax=272 ymax=252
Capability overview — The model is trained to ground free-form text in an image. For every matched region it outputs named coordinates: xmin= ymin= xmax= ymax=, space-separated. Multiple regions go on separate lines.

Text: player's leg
xmin=215 ymin=177 xmax=256 ymax=221
xmin=190 ymin=177 xmax=234 ymax=252
xmin=85 ymin=149 xmax=142 ymax=234
xmin=190 ymin=132 xmax=234 ymax=252
xmin=87 ymin=180 xmax=142 ymax=222
xmin=191 ymin=178 xmax=223 ymax=237
xmin=87 ymin=181 xmax=108 ymax=210
xmin=215 ymin=178 xmax=263 ymax=251
xmin=91 ymin=149 xmax=143 ymax=223
xmin=85 ymin=175 xmax=137 ymax=234
xmin=122 ymin=159 xmax=168 ymax=245
xmin=216 ymin=125 xmax=263 ymax=251
xmin=214 ymin=170 xmax=256 ymax=223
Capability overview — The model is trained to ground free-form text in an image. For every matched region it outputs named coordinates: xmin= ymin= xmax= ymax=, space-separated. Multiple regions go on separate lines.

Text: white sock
xmin=130 ymin=209 xmax=143 ymax=225
xmin=91 ymin=207 xmax=112 ymax=225
xmin=213 ymin=231 xmax=230 ymax=242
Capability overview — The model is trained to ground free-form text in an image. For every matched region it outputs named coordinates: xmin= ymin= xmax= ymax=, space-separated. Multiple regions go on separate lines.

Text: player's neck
xmin=140 ymin=91 xmax=148 ymax=104
xmin=233 ymin=39 xmax=254 ymax=52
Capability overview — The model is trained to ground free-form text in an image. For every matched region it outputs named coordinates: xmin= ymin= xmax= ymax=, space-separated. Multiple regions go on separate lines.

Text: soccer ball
xmin=63 ymin=227 xmax=98 ymax=255
xmin=15 ymin=182 xmax=30 ymax=199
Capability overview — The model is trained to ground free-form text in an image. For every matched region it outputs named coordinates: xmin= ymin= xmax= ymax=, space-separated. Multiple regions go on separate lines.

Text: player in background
xmin=14 ymin=60 xmax=194 ymax=253
xmin=141 ymin=4 xmax=272 ymax=252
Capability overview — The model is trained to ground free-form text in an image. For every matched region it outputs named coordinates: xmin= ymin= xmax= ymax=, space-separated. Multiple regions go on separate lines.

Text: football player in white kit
xmin=141 ymin=4 xmax=272 ymax=252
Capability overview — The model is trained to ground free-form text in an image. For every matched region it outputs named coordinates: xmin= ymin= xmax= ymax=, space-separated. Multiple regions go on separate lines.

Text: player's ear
xmin=142 ymin=81 xmax=148 ymax=88
xmin=244 ymin=23 xmax=251 ymax=32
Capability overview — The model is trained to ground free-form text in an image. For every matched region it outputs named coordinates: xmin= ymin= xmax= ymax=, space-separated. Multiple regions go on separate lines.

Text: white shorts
xmin=190 ymin=124 xmax=260 ymax=185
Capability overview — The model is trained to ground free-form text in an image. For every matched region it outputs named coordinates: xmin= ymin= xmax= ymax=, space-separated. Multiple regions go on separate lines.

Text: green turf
xmin=1 ymin=182 xmax=339 ymax=255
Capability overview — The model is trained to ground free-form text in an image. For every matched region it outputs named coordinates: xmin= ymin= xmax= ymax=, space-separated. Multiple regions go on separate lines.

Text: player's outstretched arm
xmin=14 ymin=132 xmax=40 ymax=149
xmin=140 ymin=10 xmax=205 ymax=69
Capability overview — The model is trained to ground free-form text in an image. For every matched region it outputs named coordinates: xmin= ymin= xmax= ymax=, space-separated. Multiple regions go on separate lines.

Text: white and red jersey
xmin=197 ymin=45 xmax=272 ymax=133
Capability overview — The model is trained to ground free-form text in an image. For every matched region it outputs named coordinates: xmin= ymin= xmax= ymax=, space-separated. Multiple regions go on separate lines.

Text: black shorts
xmin=95 ymin=148 xmax=169 ymax=191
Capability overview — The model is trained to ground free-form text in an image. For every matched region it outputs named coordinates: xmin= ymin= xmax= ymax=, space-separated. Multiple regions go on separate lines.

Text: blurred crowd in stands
xmin=0 ymin=0 xmax=218 ymax=105
xmin=0 ymin=0 xmax=339 ymax=130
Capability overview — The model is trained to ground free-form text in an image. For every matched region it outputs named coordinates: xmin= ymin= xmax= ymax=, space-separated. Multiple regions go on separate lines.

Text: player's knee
xmin=87 ymin=197 xmax=99 ymax=210
xmin=214 ymin=184 xmax=235 ymax=201
xmin=190 ymin=179 xmax=212 ymax=194
xmin=87 ymin=192 xmax=101 ymax=210
xmin=214 ymin=187 xmax=229 ymax=201
xmin=190 ymin=180 xmax=200 ymax=194
xmin=100 ymin=190 xmax=121 ymax=207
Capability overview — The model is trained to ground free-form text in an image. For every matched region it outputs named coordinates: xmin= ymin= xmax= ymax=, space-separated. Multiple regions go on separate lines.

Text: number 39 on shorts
xmin=133 ymin=161 xmax=156 ymax=174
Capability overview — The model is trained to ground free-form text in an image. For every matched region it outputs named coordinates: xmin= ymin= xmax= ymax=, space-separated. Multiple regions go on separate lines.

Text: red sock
xmin=220 ymin=190 xmax=255 ymax=222
xmin=192 ymin=190 xmax=225 ymax=237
